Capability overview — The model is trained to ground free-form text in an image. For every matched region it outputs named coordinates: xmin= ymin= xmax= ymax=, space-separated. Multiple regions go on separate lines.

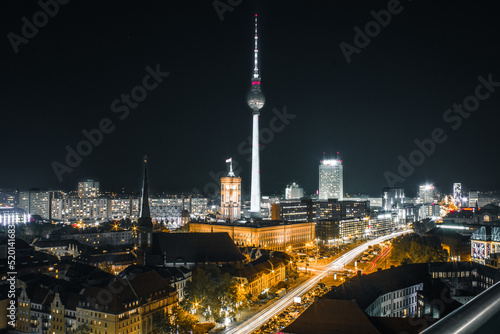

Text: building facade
xmin=285 ymin=183 xmax=304 ymax=200
xmin=418 ymin=184 xmax=435 ymax=204
xmin=220 ymin=167 xmax=242 ymax=221
xmin=382 ymin=187 xmax=404 ymax=211
xmin=60 ymin=230 xmax=137 ymax=246
xmin=188 ymin=220 xmax=315 ymax=251
xmin=19 ymin=190 xmax=56 ymax=220
xmin=16 ymin=270 xmax=177 ymax=334
xmin=78 ymin=180 xmax=100 ymax=198
xmin=319 ymin=159 xmax=343 ymax=200
xmin=365 ymin=283 xmax=423 ymax=318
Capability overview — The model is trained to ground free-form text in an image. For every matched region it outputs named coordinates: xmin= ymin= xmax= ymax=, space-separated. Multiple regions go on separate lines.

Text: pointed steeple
xmin=138 ymin=156 xmax=152 ymax=228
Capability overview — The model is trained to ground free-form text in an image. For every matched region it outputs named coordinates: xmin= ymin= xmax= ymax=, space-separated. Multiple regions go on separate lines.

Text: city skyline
xmin=2 ymin=1 xmax=500 ymax=196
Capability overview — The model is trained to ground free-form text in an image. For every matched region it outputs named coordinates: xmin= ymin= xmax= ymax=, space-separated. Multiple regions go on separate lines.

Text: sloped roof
xmin=79 ymin=270 xmax=175 ymax=314
xmin=283 ymin=299 xmax=380 ymax=334
xmin=150 ymin=232 xmax=246 ymax=264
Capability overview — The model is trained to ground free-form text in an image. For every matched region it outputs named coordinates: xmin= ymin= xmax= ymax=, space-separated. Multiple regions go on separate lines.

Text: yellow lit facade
xmin=220 ymin=176 xmax=241 ymax=221
xmin=189 ymin=221 xmax=315 ymax=251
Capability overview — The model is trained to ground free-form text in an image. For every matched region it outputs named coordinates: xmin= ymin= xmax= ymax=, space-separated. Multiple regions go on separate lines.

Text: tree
xmin=172 ymin=305 xmax=198 ymax=333
xmin=391 ymin=234 xmax=448 ymax=264
xmin=152 ymin=310 xmax=174 ymax=334
xmin=183 ymin=264 xmax=245 ymax=323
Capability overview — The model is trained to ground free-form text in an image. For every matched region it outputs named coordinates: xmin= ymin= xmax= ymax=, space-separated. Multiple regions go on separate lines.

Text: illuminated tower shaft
xmin=251 ymin=113 xmax=260 ymax=214
xmin=247 ymin=14 xmax=265 ymax=217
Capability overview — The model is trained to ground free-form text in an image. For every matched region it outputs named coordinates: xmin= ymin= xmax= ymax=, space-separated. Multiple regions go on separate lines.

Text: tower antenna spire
xmin=253 ymin=14 xmax=259 ymax=79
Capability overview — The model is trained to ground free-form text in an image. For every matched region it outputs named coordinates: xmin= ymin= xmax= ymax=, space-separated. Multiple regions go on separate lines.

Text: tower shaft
xmin=250 ymin=113 xmax=261 ymax=215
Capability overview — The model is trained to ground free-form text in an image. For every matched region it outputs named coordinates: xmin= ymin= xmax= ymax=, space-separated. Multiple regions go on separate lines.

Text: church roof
xmin=150 ymin=232 xmax=246 ymax=264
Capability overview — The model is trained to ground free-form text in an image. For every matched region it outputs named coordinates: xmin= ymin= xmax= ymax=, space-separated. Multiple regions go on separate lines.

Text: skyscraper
xmin=418 ymin=184 xmax=435 ymax=204
xmin=318 ymin=158 xmax=343 ymax=200
xmin=453 ymin=183 xmax=462 ymax=206
xmin=247 ymin=14 xmax=265 ymax=218
xmin=220 ymin=159 xmax=241 ymax=221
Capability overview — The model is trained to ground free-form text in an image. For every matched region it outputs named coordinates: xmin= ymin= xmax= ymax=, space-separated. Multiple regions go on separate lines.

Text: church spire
xmin=138 ymin=156 xmax=152 ymax=227
xmin=140 ymin=156 xmax=150 ymax=219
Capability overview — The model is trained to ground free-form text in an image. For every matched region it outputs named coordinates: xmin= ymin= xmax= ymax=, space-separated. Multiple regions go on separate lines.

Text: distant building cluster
xmin=14 ymin=182 xmax=208 ymax=224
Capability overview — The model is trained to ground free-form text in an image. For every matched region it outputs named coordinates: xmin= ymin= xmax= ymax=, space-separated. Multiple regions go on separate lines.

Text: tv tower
xmin=247 ymin=14 xmax=265 ymax=217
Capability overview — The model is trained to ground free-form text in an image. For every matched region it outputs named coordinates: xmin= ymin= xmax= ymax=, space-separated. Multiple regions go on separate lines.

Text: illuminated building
xmin=16 ymin=270 xmax=177 ymax=334
xmin=470 ymin=226 xmax=500 ymax=265
xmin=59 ymin=230 xmax=137 ymax=246
xmin=51 ymin=197 xmax=108 ymax=221
xmin=316 ymin=217 xmax=367 ymax=242
xmin=341 ymin=200 xmax=369 ymax=218
xmin=0 ymin=208 xmax=30 ymax=225
xmin=232 ymin=255 xmax=286 ymax=298
xmin=285 ymin=183 xmax=304 ymax=200
xmin=33 ymin=239 xmax=82 ymax=259
xmin=418 ymin=184 xmax=435 ymax=204
xmin=77 ymin=179 xmax=100 ymax=198
xmin=19 ymin=189 xmax=56 ymax=220
xmin=419 ymin=203 xmax=441 ymax=219
xmin=314 ymin=199 xmax=341 ymax=221
xmin=318 ymin=157 xmax=343 ymax=200
xmin=280 ymin=198 xmax=314 ymax=222
xmin=247 ymin=14 xmax=266 ymax=217
xmin=188 ymin=220 xmax=315 ymax=251
xmin=453 ymin=183 xmax=462 ymax=206
xmin=0 ymin=189 xmax=17 ymax=208
xmin=108 ymin=197 xmax=140 ymax=220
xmin=261 ymin=195 xmax=279 ymax=218
xmin=469 ymin=190 xmax=479 ymax=207
xmin=382 ymin=187 xmax=405 ymax=211
xmin=220 ymin=159 xmax=241 ymax=221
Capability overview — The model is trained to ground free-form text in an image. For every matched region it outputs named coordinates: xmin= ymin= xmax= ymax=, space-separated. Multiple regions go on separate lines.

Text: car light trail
xmin=223 ymin=230 xmax=409 ymax=334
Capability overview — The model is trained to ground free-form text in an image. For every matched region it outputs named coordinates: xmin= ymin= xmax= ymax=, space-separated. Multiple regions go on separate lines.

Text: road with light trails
xmin=223 ymin=230 xmax=410 ymax=334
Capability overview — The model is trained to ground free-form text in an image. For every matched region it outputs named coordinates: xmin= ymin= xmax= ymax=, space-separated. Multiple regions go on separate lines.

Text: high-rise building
xmin=382 ymin=187 xmax=405 ymax=211
xmin=220 ymin=159 xmax=241 ymax=221
xmin=418 ymin=184 xmax=435 ymax=204
xmin=319 ymin=158 xmax=343 ymax=200
xmin=19 ymin=190 xmax=58 ymax=220
xmin=247 ymin=14 xmax=266 ymax=218
xmin=453 ymin=183 xmax=462 ymax=206
xmin=77 ymin=179 xmax=99 ymax=198
xmin=285 ymin=182 xmax=304 ymax=200
xmin=469 ymin=191 xmax=479 ymax=208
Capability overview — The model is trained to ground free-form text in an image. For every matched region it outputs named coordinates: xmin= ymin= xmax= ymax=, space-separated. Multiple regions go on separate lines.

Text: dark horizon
xmin=2 ymin=0 xmax=500 ymax=197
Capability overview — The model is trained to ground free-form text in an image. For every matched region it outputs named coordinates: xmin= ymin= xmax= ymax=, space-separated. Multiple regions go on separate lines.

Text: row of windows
xmin=432 ymin=271 xmax=470 ymax=278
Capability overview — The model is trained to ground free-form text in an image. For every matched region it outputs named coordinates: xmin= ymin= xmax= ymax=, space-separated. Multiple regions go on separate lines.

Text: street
xmin=222 ymin=230 xmax=409 ymax=334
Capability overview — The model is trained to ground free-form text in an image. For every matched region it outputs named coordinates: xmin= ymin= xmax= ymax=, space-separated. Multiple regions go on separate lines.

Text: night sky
xmin=1 ymin=0 xmax=500 ymax=197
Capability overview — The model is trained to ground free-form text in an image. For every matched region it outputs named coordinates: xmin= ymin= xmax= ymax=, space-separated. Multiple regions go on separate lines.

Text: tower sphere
xmin=247 ymin=89 xmax=266 ymax=111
